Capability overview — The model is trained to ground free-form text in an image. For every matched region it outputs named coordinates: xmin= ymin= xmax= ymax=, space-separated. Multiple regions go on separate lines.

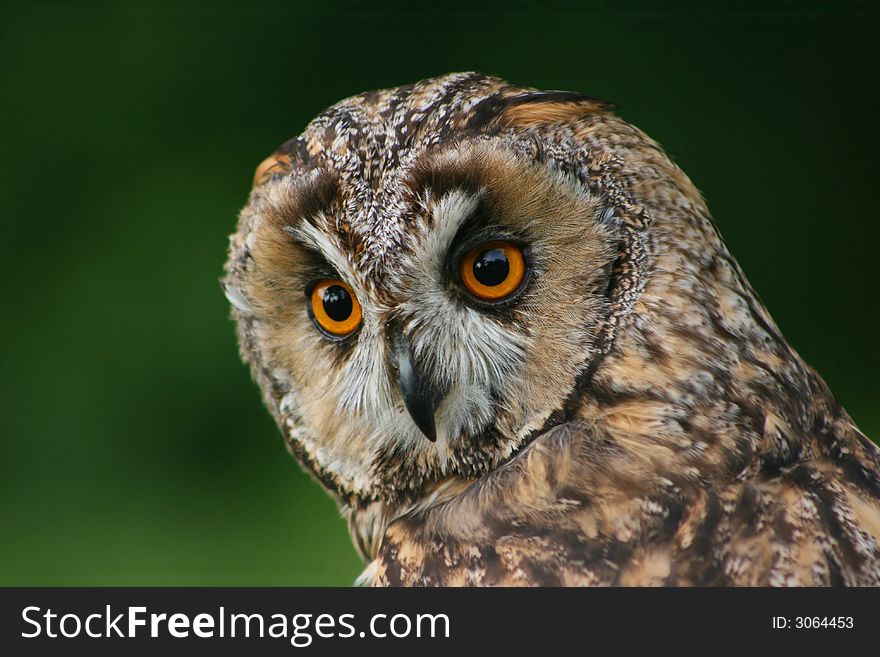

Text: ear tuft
xmin=500 ymin=91 xmax=612 ymax=128
xmin=253 ymin=151 xmax=293 ymax=188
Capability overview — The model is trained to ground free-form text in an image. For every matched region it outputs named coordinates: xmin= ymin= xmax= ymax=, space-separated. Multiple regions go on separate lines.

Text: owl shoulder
xmin=365 ymin=414 xmax=880 ymax=586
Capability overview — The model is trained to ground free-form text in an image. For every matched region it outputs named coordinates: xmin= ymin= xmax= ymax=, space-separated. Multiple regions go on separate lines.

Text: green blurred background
xmin=1 ymin=1 xmax=878 ymax=586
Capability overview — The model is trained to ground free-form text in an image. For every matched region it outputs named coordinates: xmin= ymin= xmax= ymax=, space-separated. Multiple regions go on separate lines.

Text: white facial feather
xmin=289 ymin=185 xmax=529 ymax=477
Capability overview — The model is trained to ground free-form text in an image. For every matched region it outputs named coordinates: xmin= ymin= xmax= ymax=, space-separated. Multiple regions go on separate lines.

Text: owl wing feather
xmin=370 ymin=398 xmax=880 ymax=586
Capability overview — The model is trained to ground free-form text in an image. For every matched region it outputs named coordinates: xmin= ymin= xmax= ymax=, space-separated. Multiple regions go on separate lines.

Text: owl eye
xmin=309 ymin=279 xmax=362 ymax=337
xmin=459 ymin=240 xmax=528 ymax=302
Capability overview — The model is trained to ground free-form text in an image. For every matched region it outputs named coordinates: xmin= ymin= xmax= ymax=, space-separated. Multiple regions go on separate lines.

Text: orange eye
xmin=459 ymin=240 xmax=528 ymax=302
xmin=309 ymin=279 xmax=362 ymax=337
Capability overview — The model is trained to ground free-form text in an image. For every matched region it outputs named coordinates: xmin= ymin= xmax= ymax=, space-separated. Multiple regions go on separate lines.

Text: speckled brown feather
xmin=225 ymin=73 xmax=880 ymax=586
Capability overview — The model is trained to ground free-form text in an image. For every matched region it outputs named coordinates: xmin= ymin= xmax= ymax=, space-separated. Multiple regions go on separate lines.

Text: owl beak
xmin=391 ymin=337 xmax=443 ymax=443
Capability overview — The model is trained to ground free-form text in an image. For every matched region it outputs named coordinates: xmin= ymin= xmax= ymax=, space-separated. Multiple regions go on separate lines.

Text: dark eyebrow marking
xmin=266 ymin=170 xmax=369 ymax=291
xmin=290 ymin=170 xmax=340 ymax=226
xmin=406 ymin=154 xmax=485 ymax=203
xmin=267 ymin=169 xmax=341 ymax=236
xmin=258 ymin=169 xmax=348 ymax=269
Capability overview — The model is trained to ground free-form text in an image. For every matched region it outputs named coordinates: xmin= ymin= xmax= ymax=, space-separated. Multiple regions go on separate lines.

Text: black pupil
xmin=322 ymin=285 xmax=353 ymax=322
xmin=473 ymin=248 xmax=510 ymax=287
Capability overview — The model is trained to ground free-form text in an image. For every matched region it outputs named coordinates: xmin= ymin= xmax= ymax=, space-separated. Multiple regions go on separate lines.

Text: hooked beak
xmin=391 ymin=334 xmax=445 ymax=443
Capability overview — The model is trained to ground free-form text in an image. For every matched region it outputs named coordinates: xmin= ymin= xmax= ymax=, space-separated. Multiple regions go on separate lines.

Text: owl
xmin=223 ymin=72 xmax=880 ymax=586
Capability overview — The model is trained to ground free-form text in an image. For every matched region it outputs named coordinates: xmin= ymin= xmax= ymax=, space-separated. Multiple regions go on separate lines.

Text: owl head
xmin=223 ymin=72 xmax=704 ymax=510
